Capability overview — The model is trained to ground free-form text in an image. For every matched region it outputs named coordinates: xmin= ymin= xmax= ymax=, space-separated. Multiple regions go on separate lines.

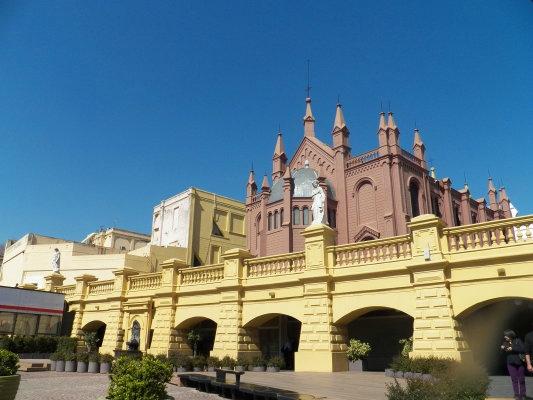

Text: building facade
xmin=151 ymin=187 xmax=247 ymax=266
xmin=246 ymin=98 xmax=512 ymax=256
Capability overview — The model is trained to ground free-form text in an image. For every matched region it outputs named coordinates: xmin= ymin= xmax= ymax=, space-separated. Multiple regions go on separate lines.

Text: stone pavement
xmin=14 ymin=371 xmax=221 ymax=400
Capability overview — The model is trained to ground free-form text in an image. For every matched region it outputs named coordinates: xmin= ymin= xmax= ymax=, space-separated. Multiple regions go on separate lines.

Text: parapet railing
xmin=443 ymin=215 xmax=533 ymax=253
xmin=128 ymin=272 xmax=162 ymax=291
xmin=330 ymin=234 xmax=412 ymax=268
xmin=401 ymin=149 xmax=422 ymax=166
xmin=87 ymin=280 xmax=114 ymax=295
xmin=346 ymin=149 xmax=380 ymax=169
xmin=179 ymin=264 xmax=224 ymax=285
xmin=245 ymin=252 xmax=306 ymax=278
xmin=56 ymin=284 xmax=76 ymax=297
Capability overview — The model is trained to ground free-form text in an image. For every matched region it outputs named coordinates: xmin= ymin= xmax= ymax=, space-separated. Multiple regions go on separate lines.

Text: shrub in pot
xmin=49 ymin=352 xmax=58 ymax=371
xmin=346 ymin=339 xmax=371 ymax=372
xmin=266 ymin=356 xmax=285 ymax=372
xmin=55 ymin=351 xmax=65 ymax=372
xmin=100 ymin=354 xmax=113 ymax=374
xmin=64 ymin=351 xmax=77 ymax=372
xmin=173 ymin=354 xmax=192 ymax=373
xmin=251 ymin=355 xmax=266 ymax=372
xmin=88 ymin=352 xmax=100 ymax=373
xmin=219 ymin=355 xmax=236 ymax=370
xmin=108 ymin=355 xmax=173 ymax=400
xmin=56 ymin=337 xmax=77 ymax=356
xmin=76 ymin=351 xmax=89 ymax=373
xmin=0 ymin=349 xmax=20 ymax=400
xmin=235 ymin=356 xmax=248 ymax=372
xmin=206 ymin=356 xmax=220 ymax=372
xmin=192 ymin=355 xmax=206 ymax=372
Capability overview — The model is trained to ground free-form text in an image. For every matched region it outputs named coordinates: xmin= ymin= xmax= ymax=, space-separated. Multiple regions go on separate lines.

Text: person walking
xmin=501 ymin=329 xmax=527 ymax=400
xmin=525 ymin=321 xmax=533 ymax=374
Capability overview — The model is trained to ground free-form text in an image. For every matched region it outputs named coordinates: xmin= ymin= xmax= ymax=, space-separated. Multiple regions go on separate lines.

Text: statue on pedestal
xmin=51 ymin=248 xmax=61 ymax=273
xmin=311 ymin=180 xmax=327 ymax=225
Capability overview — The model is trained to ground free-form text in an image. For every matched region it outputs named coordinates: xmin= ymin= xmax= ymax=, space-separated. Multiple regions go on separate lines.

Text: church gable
xmin=289 ymin=136 xmax=335 ymax=177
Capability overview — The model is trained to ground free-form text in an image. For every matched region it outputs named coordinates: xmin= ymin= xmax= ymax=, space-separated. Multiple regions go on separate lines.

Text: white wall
xmin=151 ymin=189 xmax=191 ymax=248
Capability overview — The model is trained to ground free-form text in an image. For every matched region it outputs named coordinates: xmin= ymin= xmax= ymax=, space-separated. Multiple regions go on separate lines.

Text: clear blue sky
xmin=0 ymin=1 xmax=531 ymax=242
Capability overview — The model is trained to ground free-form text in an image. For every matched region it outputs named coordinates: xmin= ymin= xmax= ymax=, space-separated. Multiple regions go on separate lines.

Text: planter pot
xmin=421 ymin=374 xmax=434 ymax=382
xmin=266 ymin=366 xmax=280 ymax=372
xmin=193 ymin=367 xmax=202 ymax=372
xmin=251 ymin=366 xmax=265 ymax=372
xmin=50 ymin=360 xmax=57 ymax=371
xmin=348 ymin=359 xmax=367 ymax=372
xmin=100 ymin=362 xmax=111 ymax=374
xmin=88 ymin=361 xmax=100 ymax=373
xmin=56 ymin=360 xmax=65 ymax=372
xmin=403 ymin=372 xmax=414 ymax=379
xmin=393 ymin=371 xmax=404 ymax=378
xmin=176 ymin=367 xmax=188 ymax=373
xmin=384 ymin=369 xmax=395 ymax=377
xmin=65 ymin=360 xmax=76 ymax=372
xmin=235 ymin=366 xmax=245 ymax=373
xmin=0 ymin=374 xmax=21 ymax=400
xmin=77 ymin=361 xmax=88 ymax=373
xmin=207 ymin=366 xmax=216 ymax=372
xmin=412 ymin=372 xmax=423 ymax=380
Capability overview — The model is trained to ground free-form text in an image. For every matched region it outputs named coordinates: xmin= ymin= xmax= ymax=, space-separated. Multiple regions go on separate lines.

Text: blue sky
xmin=0 ymin=1 xmax=531 ymax=242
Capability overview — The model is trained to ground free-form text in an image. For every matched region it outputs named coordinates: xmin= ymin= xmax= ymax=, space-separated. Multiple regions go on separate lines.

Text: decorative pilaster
xmin=44 ymin=273 xmax=65 ymax=292
xmin=407 ymin=215 xmax=470 ymax=361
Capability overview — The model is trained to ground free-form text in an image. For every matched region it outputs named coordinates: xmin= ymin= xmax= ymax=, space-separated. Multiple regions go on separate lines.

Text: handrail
xmin=245 ymin=252 xmax=306 ymax=278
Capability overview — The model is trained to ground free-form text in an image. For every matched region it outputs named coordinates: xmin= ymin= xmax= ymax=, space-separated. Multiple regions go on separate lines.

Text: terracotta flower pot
xmin=0 ymin=375 xmax=21 ymax=400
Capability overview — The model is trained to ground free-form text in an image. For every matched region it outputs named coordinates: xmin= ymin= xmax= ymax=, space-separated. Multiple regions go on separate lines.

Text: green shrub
xmin=56 ymin=337 xmax=77 ymax=356
xmin=171 ymin=353 xmax=192 ymax=369
xmin=251 ymin=355 xmax=266 ymax=367
xmin=88 ymin=352 xmax=100 ymax=362
xmin=64 ymin=351 xmax=76 ymax=361
xmin=76 ymin=350 xmax=89 ymax=363
xmin=192 ymin=355 xmax=206 ymax=369
xmin=108 ymin=355 xmax=173 ymax=400
xmin=100 ymin=353 xmax=114 ymax=364
xmin=206 ymin=356 xmax=220 ymax=367
xmin=390 ymin=355 xmax=453 ymax=375
xmin=220 ymin=355 xmax=236 ymax=369
xmin=346 ymin=339 xmax=371 ymax=361
xmin=0 ymin=335 xmax=59 ymax=354
xmin=0 ymin=349 xmax=19 ymax=376
xmin=267 ymin=356 xmax=285 ymax=369
xmin=235 ymin=355 xmax=248 ymax=367
xmin=399 ymin=337 xmax=413 ymax=357
xmin=50 ymin=352 xmax=59 ymax=361
xmin=83 ymin=332 xmax=100 ymax=353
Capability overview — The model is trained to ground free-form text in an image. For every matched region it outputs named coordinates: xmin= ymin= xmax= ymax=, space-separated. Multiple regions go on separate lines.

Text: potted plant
xmin=174 ymin=354 xmax=192 ymax=373
xmin=64 ymin=351 xmax=77 ymax=372
xmin=76 ymin=351 xmax=89 ymax=373
xmin=346 ymin=339 xmax=371 ymax=372
xmin=55 ymin=351 xmax=65 ymax=372
xmin=49 ymin=352 xmax=58 ymax=371
xmin=88 ymin=352 xmax=100 ymax=373
xmin=83 ymin=332 xmax=100 ymax=353
xmin=206 ymin=356 xmax=220 ymax=372
xmin=100 ymin=353 xmax=113 ymax=374
xmin=187 ymin=330 xmax=201 ymax=357
xmin=235 ymin=355 xmax=248 ymax=372
xmin=0 ymin=349 xmax=20 ymax=400
xmin=251 ymin=355 xmax=266 ymax=372
xmin=266 ymin=356 xmax=285 ymax=372
xmin=219 ymin=355 xmax=236 ymax=370
xmin=192 ymin=355 xmax=206 ymax=372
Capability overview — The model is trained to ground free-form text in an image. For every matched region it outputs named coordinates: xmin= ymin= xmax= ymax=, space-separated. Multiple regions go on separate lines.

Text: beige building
xmin=82 ymin=227 xmax=150 ymax=252
xmin=151 ymin=187 xmax=246 ymax=266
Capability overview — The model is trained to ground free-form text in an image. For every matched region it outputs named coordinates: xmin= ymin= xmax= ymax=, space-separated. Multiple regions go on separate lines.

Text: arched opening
xmin=174 ymin=317 xmax=217 ymax=357
xmin=302 ymin=207 xmax=309 ymax=226
xmin=292 ymin=207 xmax=300 ymax=225
xmin=268 ymin=213 xmax=273 ymax=231
xmin=82 ymin=320 xmax=107 ymax=349
xmin=61 ymin=301 xmax=75 ymax=336
xmin=244 ymin=314 xmax=302 ymax=370
xmin=409 ymin=180 xmax=420 ymax=217
xmin=339 ymin=308 xmax=414 ymax=371
xmin=274 ymin=210 xmax=279 ymax=229
xmin=459 ymin=298 xmax=533 ymax=375
xmin=255 ymin=214 xmax=261 ymax=252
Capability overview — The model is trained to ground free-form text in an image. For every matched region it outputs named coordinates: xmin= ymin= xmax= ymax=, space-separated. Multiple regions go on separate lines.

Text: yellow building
xmin=54 ymin=214 xmax=533 ymax=373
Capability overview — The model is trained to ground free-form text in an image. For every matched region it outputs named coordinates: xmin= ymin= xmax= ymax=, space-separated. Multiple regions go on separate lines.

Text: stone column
xmin=407 ymin=215 xmax=470 ymax=361
xmin=149 ymin=259 xmax=187 ymax=356
xmin=44 ymin=273 xmax=65 ymax=292
xmin=211 ymin=248 xmax=253 ymax=360
xmin=295 ymin=224 xmax=346 ymax=372
xmin=72 ymin=274 xmax=98 ymax=347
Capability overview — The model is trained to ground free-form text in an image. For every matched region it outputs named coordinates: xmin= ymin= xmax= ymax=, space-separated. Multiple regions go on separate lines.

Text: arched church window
xmin=280 ymin=209 xmax=284 ymax=226
xmin=409 ymin=180 xmax=420 ymax=217
xmin=268 ymin=213 xmax=273 ymax=231
xmin=274 ymin=210 xmax=279 ymax=229
xmin=293 ymin=207 xmax=300 ymax=225
xmin=328 ymin=209 xmax=336 ymax=228
xmin=302 ymin=207 xmax=309 ymax=225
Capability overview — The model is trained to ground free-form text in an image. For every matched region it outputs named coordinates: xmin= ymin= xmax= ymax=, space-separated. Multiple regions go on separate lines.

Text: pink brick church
xmin=245 ymin=97 xmax=512 ymax=256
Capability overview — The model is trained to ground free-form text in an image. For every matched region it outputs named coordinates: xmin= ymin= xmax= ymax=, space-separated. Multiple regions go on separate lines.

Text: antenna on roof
xmin=306 ymin=59 xmax=312 ymax=98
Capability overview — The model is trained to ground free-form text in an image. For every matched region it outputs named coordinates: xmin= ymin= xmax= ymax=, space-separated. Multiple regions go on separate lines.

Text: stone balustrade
xmin=180 ymin=264 xmax=224 ymax=285
xmin=245 ymin=252 xmax=306 ymax=278
xmin=56 ymin=284 xmax=76 ymax=298
xmin=128 ymin=272 xmax=162 ymax=291
xmin=87 ymin=280 xmax=115 ymax=295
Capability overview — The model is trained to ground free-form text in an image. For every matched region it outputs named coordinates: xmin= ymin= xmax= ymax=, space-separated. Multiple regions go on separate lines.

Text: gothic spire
xmin=333 ymin=102 xmax=346 ymax=130
xmin=261 ymin=174 xmax=270 ymax=191
xmin=303 ymin=97 xmax=315 ymax=137
xmin=379 ymin=111 xmax=387 ymax=130
xmin=387 ymin=111 xmax=397 ymax=130
xmin=274 ymin=130 xmax=285 ymax=156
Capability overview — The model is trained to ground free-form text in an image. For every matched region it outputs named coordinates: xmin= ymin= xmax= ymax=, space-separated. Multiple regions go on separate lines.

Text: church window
xmin=328 ymin=209 xmax=337 ymax=228
xmin=471 ymin=212 xmax=478 ymax=224
xmin=274 ymin=210 xmax=279 ymax=229
xmin=280 ymin=209 xmax=284 ymax=226
xmin=302 ymin=207 xmax=309 ymax=225
xmin=409 ymin=180 xmax=420 ymax=217
xmin=268 ymin=213 xmax=273 ymax=231
xmin=453 ymin=204 xmax=461 ymax=226
xmin=292 ymin=207 xmax=300 ymax=225
xmin=431 ymin=196 xmax=441 ymax=218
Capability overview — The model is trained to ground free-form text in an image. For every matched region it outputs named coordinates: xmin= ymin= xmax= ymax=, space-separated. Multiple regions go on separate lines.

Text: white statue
xmin=311 ymin=180 xmax=327 ymax=225
xmin=51 ymin=248 xmax=60 ymax=273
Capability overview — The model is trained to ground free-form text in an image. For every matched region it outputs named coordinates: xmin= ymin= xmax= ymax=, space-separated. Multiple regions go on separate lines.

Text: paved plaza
xmin=14 ymin=370 xmax=533 ymax=400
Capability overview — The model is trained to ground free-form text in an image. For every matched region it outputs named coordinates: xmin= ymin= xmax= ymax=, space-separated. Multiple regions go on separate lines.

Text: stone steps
xmin=19 ymin=361 xmax=50 ymax=372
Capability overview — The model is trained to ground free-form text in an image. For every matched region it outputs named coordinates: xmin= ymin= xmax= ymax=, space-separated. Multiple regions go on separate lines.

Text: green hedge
xmin=0 ymin=349 xmax=19 ymax=376
xmin=386 ymin=356 xmax=489 ymax=400
xmin=0 ymin=335 xmax=60 ymax=354
xmin=108 ymin=355 xmax=173 ymax=400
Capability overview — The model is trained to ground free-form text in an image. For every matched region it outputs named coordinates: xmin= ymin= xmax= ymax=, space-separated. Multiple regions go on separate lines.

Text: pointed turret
xmin=246 ymin=169 xmax=257 ymax=201
xmin=387 ymin=112 xmax=397 ymax=130
xmin=412 ymin=128 xmax=426 ymax=166
xmin=272 ymin=130 xmax=287 ymax=181
xmin=377 ymin=112 xmax=388 ymax=149
xmin=488 ymin=177 xmax=498 ymax=212
xmin=332 ymin=103 xmax=350 ymax=152
xmin=499 ymin=186 xmax=511 ymax=218
xmin=386 ymin=111 xmax=399 ymax=148
xmin=261 ymin=174 xmax=270 ymax=192
xmin=303 ymin=97 xmax=315 ymax=138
